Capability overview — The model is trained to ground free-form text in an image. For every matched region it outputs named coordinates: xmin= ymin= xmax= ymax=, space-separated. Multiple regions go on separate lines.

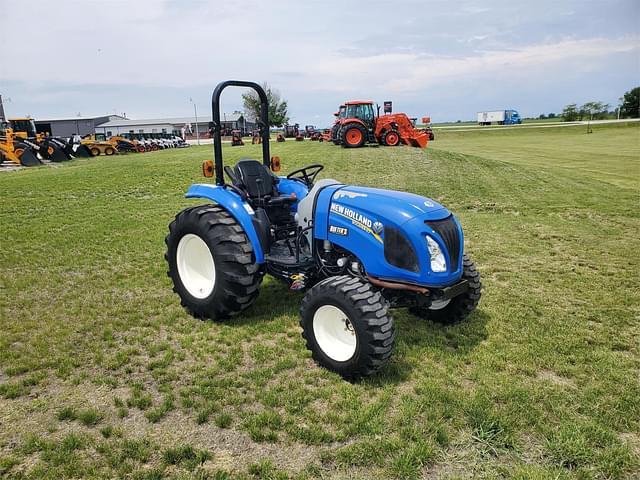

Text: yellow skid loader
xmin=106 ymin=134 xmax=139 ymax=153
xmin=81 ymin=134 xmax=118 ymax=156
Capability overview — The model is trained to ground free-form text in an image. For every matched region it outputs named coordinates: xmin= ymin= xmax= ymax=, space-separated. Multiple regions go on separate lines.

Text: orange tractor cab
xmin=336 ymin=101 xmax=429 ymax=149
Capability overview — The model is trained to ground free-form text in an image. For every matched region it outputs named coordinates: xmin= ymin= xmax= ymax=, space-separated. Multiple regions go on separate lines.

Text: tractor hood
xmin=332 ymin=186 xmax=450 ymax=224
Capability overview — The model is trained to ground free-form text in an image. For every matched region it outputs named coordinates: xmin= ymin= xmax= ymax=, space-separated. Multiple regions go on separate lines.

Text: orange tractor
xmin=326 ymin=104 xmax=346 ymax=144
xmin=335 ymin=101 xmax=430 ymax=148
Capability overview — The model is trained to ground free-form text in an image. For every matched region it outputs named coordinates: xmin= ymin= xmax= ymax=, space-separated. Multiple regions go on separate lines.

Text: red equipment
xmin=327 ymin=105 xmax=346 ymax=144
xmin=231 ymin=130 xmax=244 ymax=146
xmin=335 ymin=101 xmax=429 ymax=148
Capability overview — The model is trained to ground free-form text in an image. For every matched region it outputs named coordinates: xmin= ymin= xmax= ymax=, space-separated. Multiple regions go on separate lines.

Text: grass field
xmin=1 ymin=122 xmax=639 ymax=479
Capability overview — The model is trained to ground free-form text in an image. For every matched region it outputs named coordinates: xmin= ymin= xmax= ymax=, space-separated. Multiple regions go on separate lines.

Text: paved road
xmin=433 ymin=118 xmax=639 ymax=133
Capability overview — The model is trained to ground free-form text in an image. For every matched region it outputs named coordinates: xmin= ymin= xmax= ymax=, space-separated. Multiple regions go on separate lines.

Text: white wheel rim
xmin=313 ymin=305 xmax=357 ymax=362
xmin=176 ymin=234 xmax=216 ymax=299
xmin=429 ymin=299 xmax=451 ymax=310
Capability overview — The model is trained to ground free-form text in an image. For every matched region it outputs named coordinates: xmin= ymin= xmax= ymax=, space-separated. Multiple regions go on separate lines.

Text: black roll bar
xmin=211 ymin=80 xmax=271 ymax=186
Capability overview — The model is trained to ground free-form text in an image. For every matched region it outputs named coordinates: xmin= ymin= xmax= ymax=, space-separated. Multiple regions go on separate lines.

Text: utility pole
xmin=190 ymin=98 xmax=200 ymax=145
xmin=0 ymin=95 xmax=6 ymax=122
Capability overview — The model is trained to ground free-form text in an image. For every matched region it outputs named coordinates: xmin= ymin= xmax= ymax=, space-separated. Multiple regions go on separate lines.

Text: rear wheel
xmin=410 ymin=254 xmax=482 ymax=324
xmin=382 ymin=130 xmax=400 ymax=146
xmin=341 ymin=123 xmax=367 ymax=148
xmin=165 ymin=204 xmax=261 ymax=320
xmin=90 ymin=147 xmax=100 ymax=156
xmin=300 ymin=276 xmax=395 ymax=380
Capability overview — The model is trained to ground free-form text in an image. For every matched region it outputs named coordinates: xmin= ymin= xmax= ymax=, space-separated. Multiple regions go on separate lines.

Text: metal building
xmin=34 ymin=115 xmax=126 ymax=137
xmin=95 ymin=113 xmax=256 ymax=138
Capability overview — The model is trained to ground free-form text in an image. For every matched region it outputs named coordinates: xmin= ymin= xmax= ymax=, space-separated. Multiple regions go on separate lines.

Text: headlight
xmin=426 ymin=235 xmax=446 ymax=272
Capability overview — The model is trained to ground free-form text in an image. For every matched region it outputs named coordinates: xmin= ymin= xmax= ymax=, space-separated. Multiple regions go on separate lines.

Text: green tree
xmin=562 ymin=104 xmax=579 ymax=121
xmin=580 ymin=101 xmax=609 ymax=120
xmin=241 ymin=82 xmax=289 ymax=128
xmin=619 ymin=87 xmax=639 ymax=118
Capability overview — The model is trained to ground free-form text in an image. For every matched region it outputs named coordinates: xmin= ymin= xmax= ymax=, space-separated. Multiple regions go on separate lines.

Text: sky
xmin=1 ymin=0 xmax=638 ymax=126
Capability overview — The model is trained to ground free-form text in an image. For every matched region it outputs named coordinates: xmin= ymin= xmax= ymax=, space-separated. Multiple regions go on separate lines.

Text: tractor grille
xmin=425 ymin=215 xmax=461 ymax=272
xmin=384 ymin=226 xmax=419 ymax=273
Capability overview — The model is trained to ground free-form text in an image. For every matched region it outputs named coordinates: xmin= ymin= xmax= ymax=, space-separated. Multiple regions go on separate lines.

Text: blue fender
xmin=185 ymin=184 xmax=265 ymax=264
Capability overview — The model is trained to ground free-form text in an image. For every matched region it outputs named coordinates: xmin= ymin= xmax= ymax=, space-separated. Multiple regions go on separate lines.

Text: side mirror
xmin=270 ymin=156 xmax=281 ymax=172
xmin=422 ymin=117 xmax=431 ymax=124
xmin=202 ymin=159 xmax=214 ymax=178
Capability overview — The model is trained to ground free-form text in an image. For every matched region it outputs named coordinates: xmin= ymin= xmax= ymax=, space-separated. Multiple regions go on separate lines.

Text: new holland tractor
xmin=165 ymin=81 xmax=481 ymax=380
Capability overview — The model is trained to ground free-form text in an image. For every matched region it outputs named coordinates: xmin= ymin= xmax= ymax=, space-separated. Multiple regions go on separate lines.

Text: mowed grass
xmin=0 ymin=122 xmax=638 ymax=479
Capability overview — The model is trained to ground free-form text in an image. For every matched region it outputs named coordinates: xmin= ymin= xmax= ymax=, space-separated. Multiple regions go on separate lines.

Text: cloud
xmin=1 ymin=0 xmax=638 ymax=123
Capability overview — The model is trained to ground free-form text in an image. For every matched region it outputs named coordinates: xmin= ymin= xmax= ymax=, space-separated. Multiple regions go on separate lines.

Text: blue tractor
xmin=165 ymin=81 xmax=482 ymax=380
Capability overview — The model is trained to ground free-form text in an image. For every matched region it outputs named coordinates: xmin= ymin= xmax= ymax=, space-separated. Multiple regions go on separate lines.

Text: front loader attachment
xmin=73 ymin=144 xmax=94 ymax=157
xmin=41 ymin=139 xmax=71 ymax=162
xmin=17 ymin=147 xmax=42 ymax=166
xmin=404 ymin=131 xmax=429 ymax=148
xmin=49 ymin=138 xmax=76 ymax=159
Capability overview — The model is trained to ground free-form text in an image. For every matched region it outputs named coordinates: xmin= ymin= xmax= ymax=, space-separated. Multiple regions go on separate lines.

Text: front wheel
xmin=165 ymin=205 xmax=261 ymax=320
xmin=410 ymin=254 xmax=482 ymax=324
xmin=300 ymin=276 xmax=395 ymax=380
xmin=382 ymin=129 xmax=400 ymax=146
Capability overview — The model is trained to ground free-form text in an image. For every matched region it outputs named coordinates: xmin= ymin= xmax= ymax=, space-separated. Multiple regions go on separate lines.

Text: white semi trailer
xmin=477 ymin=110 xmax=522 ymax=126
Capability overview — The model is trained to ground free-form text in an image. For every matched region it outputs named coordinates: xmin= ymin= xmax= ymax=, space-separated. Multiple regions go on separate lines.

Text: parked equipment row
xmin=0 ymin=118 xmax=189 ymax=167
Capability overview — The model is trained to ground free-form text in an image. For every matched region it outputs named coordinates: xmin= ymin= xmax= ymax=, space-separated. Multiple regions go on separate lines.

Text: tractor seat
xmin=234 ymin=159 xmax=279 ymax=198
xmin=233 ymin=159 xmax=296 ymax=211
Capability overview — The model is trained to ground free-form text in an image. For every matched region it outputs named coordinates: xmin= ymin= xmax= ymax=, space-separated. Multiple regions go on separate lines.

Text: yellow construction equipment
xmin=106 ymin=134 xmax=139 ymax=153
xmin=8 ymin=117 xmax=71 ymax=161
xmin=0 ymin=126 xmax=42 ymax=166
xmin=81 ymin=133 xmax=118 ymax=156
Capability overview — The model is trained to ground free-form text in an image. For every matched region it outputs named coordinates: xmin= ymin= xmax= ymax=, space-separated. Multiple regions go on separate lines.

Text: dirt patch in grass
xmin=619 ymin=432 xmax=640 ymax=457
xmin=536 ymin=369 xmax=576 ymax=388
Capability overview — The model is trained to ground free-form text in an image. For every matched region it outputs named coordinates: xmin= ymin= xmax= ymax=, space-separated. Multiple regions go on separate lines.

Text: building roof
xmin=98 ymin=113 xmax=246 ymax=128
xmin=35 ymin=115 xmax=127 ymax=123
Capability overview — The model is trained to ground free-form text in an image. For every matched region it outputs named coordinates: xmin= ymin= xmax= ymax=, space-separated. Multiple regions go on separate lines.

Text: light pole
xmin=190 ymin=97 xmax=200 ymax=145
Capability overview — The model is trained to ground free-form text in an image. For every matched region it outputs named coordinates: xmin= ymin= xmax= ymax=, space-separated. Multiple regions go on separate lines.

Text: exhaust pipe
xmin=367 ymin=275 xmax=429 ymax=294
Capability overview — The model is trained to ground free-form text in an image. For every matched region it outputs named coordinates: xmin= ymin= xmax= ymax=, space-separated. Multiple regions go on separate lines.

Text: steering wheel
xmin=286 ymin=164 xmax=324 ymax=187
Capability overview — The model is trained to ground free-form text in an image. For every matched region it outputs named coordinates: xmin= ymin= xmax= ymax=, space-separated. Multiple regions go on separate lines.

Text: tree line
xmin=561 ymin=86 xmax=639 ymax=121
